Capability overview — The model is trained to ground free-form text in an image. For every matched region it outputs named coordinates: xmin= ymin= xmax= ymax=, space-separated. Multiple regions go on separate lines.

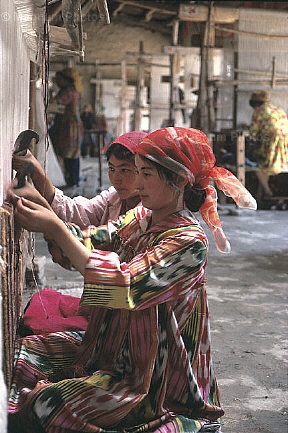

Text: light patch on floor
xmin=265 ymin=341 xmax=288 ymax=364
xmin=220 ymin=375 xmax=287 ymax=412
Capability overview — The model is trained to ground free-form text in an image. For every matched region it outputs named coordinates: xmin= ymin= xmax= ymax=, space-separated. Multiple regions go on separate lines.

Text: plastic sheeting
xmin=237 ymin=8 xmax=288 ymax=125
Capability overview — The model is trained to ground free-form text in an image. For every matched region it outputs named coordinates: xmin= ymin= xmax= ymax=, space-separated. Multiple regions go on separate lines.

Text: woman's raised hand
xmin=12 ymin=149 xmax=42 ymax=176
xmin=11 ymin=151 xmax=56 ymax=205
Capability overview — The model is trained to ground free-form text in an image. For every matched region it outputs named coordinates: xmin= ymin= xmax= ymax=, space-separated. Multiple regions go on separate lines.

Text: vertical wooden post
xmin=194 ymin=3 xmax=215 ymax=133
xmin=236 ymin=133 xmax=245 ymax=186
xmin=271 ymin=56 xmax=276 ymax=88
xmin=168 ymin=54 xmax=176 ymax=126
xmin=233 ymin=52 xmax=238 ymax=130
xmin=116 ymin=60 xmax=129 ymax=137
xmin=94 ymin=60 xmax=102 ymax=113
xmin=206 ymin=11 xmax=215 ymax=132
xmin=168 ymin=20 xmax=180 ymax=126
xmin=134 ymin=41 xmax=145 ymax=131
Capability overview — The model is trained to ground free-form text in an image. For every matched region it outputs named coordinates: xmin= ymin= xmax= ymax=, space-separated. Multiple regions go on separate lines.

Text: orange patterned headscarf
xmin=136 ymin=127 xmax=257 ymax=253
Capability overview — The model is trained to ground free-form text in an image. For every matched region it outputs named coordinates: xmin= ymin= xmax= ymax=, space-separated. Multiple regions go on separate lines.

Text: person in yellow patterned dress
xmin=249 ymin=90 xmax=288 ymax=196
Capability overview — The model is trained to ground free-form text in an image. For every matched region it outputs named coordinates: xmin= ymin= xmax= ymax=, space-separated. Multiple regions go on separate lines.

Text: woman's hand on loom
xmin=14 ymin=197 xmax=61 ymax=238
xmin=6 ymin=179 xmax=52 ymax=210
xmin=12 ymin=150 xmax=56 ymax=204
xmin=12 ymin=149 xmax=42 ymax=177
xmin=14 ymin=197 xmax=90 ymax=275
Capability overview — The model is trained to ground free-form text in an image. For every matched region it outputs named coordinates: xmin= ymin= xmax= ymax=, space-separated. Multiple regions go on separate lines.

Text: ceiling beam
xmin=49 ymin=25 xmax=74 ymax=46
xmin=111 ymin=0 xmax=177 ymax=17
xmin=179 ymin=4 xmax=240 ymax=23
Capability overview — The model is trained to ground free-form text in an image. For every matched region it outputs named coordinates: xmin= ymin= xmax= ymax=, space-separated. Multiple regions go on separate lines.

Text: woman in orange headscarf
xmin=136 ymin=127 xmax=256 ymax=253
xmin=8 ymin=127 xmax=256 ymax=433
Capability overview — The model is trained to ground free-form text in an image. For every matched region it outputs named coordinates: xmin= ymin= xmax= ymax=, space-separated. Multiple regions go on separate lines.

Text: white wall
xmin=237 ymin=8 xmax=288 ymax=128
xmin=150 ymin=48 xmax=223 ymax=131
xmin=0 ymin=1 xmax=31 ymax=430
xmin=150 ymin=55 xmax=171 ymax=131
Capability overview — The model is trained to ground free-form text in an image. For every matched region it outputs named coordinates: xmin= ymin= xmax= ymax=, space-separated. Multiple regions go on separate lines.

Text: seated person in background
xmin=248 ymin=90 xmax=288 ymax=196
xmin=94 ymin=110 xmax=109 ymax=157
xmin=80 ymin=103 xmax=97 ymax=157
xmin=7 ymin=127 xmax=256 ymax=433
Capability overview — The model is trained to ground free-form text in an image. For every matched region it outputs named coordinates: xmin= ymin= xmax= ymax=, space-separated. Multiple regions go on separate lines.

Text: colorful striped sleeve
xmin=82 ymin=225 xmax=207 ymax=310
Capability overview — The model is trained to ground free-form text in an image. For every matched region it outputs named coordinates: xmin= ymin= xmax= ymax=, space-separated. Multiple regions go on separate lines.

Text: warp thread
xmin=0 ymin=204 xmax=25 ymax=386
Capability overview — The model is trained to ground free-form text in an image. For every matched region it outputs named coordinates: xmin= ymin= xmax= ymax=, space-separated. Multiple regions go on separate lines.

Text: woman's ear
xmin=177 ymin=177 xmax=188 ymax=191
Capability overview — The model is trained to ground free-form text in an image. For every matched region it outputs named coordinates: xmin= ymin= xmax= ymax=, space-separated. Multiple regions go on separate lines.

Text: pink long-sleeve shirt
xmin=51 ymin=186 xmax=123 ymax=229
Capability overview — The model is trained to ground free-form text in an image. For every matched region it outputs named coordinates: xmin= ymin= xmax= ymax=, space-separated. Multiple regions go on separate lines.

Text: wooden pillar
xmin=168 ymin=55 xmax=176 ymax=126
xmin=116 ymin=60 xmax=129 ymax=137
xmin=168 ymin=21 xmax=180 ymax=126
xmin=134 ymin=41 xmax=145 ymax=131
xmin=236 ymin=133 xmax=245 ymax=186
xmin=194 ymin=3 xmax=215 ymax=133
xmin=233 ymin=52 xmax=238 ymax=130
xmin=205 ymin=8 xmax=215 ymax=132
xmin=94 ymin=61 xmax=103 ymax=113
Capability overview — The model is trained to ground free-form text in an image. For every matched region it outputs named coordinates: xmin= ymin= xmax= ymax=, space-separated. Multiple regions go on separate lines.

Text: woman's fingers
xmin=14 ymin=198 xmax=52 ymax=233
xmin=5 ymin=180 xmax=21 ymax=205
xmin=7 ymin=181 xmax=51 ymax=209
xmin=16 ymin=197 xmax=38 ymax=211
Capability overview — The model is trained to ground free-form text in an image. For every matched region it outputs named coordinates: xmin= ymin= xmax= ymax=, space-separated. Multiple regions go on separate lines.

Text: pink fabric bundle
xmin=136 ymin=126 xmax=257 ymax=253
xmin=21 ymin=288 xmax=88 ymax=335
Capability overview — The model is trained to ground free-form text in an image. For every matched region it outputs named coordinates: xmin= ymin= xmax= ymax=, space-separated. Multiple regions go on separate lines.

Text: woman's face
xmin=108 ymin=154 xmax=139 ymax=200
xmin=135 ymin=155 xmax=180 ymax=212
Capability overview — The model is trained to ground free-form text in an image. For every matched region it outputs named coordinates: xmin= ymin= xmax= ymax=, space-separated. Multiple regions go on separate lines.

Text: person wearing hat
xmin=12 ymin=131 xmax=148 ymax=229
xmin=49 ymin=68 xmax=84 ymax=190
xmin=8 ymin=127 xmax=257 ymax=433
xmin=249 ymin=90 xmax=288 ymax=196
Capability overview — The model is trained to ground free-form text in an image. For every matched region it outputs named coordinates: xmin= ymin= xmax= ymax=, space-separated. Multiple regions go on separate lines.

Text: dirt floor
xmin=205 ymin=208 xmax=288 ymax=433
xmin=27 ymin=157 xmax=288 ymax=433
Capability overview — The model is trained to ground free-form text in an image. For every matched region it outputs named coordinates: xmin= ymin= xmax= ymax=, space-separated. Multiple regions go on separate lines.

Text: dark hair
xmin=150 ymin=159 xmax=206 ymax=212
xmin=249 ymin=99 xmax=264 ymax=109
xmin=105 ymin=143 xmax=135 ymax=162
xmin=56 ymin=70 xmax=74 ymax=84
xmin=184 ymin=183 xmax=206 ymax=212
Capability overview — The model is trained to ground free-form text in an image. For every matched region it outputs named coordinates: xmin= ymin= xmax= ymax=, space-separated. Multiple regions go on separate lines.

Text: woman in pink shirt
xmin=12 ymin=131 xmax=148 ymax=228
xmin=11 ymin=131 xmax=148 ymax=334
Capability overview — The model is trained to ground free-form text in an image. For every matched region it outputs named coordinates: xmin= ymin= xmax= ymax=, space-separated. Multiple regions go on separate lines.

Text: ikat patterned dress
xmin=249 ymin=102 xmax=288 ymax=175
xmin=8 ymin=206 xmax=224 ymax=433
xmin=49 ymin=86 xmax=83 ymax=160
